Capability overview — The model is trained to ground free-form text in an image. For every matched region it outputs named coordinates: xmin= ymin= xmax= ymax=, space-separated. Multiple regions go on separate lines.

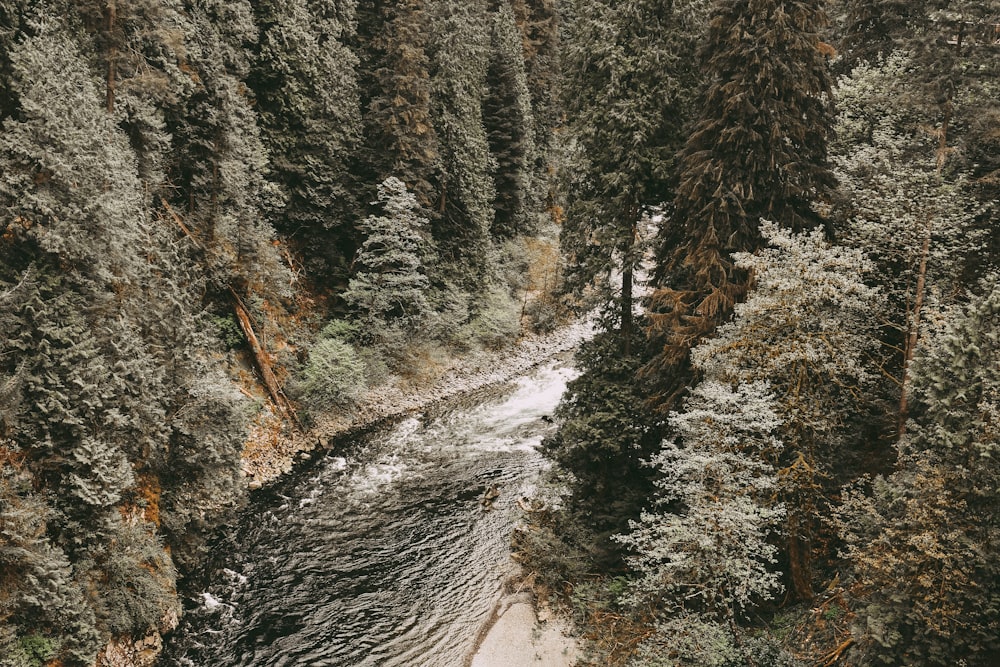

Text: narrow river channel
xmin=158 ymin=359 xmax=577 ymax=667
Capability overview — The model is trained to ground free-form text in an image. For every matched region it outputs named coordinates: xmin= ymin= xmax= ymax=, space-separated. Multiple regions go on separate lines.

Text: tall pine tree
xmin=647 ymin=0 xmax=835 ymax=404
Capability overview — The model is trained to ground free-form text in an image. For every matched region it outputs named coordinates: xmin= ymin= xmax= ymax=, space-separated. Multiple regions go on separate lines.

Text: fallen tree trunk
xmin=161 ymin=198 xmax=301 ymax=430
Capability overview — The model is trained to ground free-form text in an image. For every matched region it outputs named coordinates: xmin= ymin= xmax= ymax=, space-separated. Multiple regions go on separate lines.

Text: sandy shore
xmin=467 ymin=566 xmax=578 ymax=667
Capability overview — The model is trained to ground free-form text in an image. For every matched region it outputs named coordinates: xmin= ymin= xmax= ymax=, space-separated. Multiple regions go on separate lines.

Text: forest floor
xmin=241 ymin=315 xmax=596 ymax=486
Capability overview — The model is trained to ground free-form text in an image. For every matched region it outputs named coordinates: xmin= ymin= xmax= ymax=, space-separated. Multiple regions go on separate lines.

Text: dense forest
xmin=0 ymin=0 xmax=561 ymax=663
xmin=0 ymin=0 xmax=998 ymax=666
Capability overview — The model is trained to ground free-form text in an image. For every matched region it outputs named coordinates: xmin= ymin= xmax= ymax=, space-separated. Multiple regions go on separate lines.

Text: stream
xmin=158 ymin=359 xmax=576 ymax=667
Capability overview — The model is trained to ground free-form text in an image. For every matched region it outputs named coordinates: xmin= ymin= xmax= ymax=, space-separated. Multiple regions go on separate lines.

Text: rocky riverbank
xmin=241 ymin=317 xmax=595 ymax=487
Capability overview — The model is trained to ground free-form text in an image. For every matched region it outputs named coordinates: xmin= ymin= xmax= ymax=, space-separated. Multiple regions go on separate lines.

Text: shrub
xmin=299 ymin=338 xmax=366 ymax=409
xmin=460 ymin=285 xmax=521 ymax=349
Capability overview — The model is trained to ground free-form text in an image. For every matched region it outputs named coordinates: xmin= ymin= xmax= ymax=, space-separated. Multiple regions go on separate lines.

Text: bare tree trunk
xmin=898 ymin=221 xmax=931 ymax=438
xmin=161 ymin=198 xmax=302 ymax=431
xmin=228 ymin=288 xmax=300 ymax=429
xmin=621 ymin=215 xmax=638 ymax=356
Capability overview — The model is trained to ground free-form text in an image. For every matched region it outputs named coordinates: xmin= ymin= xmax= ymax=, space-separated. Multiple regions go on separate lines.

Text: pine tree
xmin=838 ymin=0 xmax=928 ymax=67
xmin=342 ymin=176 xmax=435 ymax=342
xmin=484 ymin=2 xmax=537 ymax=238
xmin=692 ymin=222 xmax=880 ymax=600
xmin=646 ymin=0 xmax=835 ymax=402
xmin=168 ymin=0 xmax=289 ymax=295
xmin=427 ymin=0 xmax=497 ymax=288
xmin=249 ymin=0 xmax=362 ymax=282
xmin=617 ymin=381 xmax=786 ymax=664
xmin=832 ymin=53 xmax=985 ymax=436
xmin=835 ymin=277 xmax=1000 ymax=665
xmin=357 ymin=0 xmax=441 ymax=211
xmin=559 ymin=0 xmax=707 ymax=351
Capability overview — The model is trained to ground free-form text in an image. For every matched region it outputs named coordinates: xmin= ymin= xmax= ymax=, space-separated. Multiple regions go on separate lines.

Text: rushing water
xmin=159 ymin=360 xmax=576 ymax=667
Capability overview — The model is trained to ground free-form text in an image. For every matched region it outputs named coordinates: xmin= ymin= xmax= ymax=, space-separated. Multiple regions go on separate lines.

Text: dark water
xmin=158 ymin=361 xmax=576 ymax=667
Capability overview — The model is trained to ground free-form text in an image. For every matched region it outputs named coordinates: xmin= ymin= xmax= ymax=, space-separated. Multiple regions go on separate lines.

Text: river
xmin=158 ymin=359 xmax=576 ymax=667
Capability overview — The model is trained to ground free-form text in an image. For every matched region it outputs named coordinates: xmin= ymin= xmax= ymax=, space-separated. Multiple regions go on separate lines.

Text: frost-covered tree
xmin=617 ymin=381 xmax=786 ymax=663
xmin=832 ymin=53 xmax=985 ymax=433
xmin=693 ymin=222 xmax=881 ymax=599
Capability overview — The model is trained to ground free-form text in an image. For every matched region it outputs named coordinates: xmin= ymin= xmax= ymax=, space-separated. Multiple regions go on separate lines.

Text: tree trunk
xmin=160 ymin=198 xmax=301 ymax=431
xmin=787 ymin=515 xmax=814 ymax=602
xmin=229 ymin=288 xmax=301 ymax=430
xmin=621 ymin=217 xmax=638 ymax=356
xmin=898 ymin=220 xmax=931 ymax=438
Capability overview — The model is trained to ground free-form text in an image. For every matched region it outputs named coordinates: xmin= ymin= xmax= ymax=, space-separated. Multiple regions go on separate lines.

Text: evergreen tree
xmin=427 ymin=0 xmax=497 ymax=287
xmin=559 ymin=0 xmax=706 ymax=351
xmin=484 ymin=2 xmax=537 ymax=238
xmin=342 ymin=176 xmax=435 ymax=342
xmin=647 ymin=0 xmax=835 ymax=402
xmin=692 ymin=222 xmax=880 ymax=599
xmin=838 ymin=0 xmax=928 ymax=67
xmin=618 ymin=381 xmax=786 ymax=665
xmin=542 ymin=330 xmax=665 ymax=541
xmin=357 ymin=0 xmax=441 ymax=211
xmin=832 ymin=53 xmax=985 ymax=435
xmin=835 ymin=277 xmax=1000 ymax=665
xmin=168 ymin=0 xmax=289 ymax=296
xmin=513 ymin=0 xmax=560 ymax=201
xmin=249 ymin=0 xmax=362 ymax=282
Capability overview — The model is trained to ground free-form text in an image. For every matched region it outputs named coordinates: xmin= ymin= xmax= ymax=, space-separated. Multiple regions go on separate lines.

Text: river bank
xmin=241 ymin=317 xmax=595 ymax=487
xmin=468 ymin=565 xmax=579 ymax=667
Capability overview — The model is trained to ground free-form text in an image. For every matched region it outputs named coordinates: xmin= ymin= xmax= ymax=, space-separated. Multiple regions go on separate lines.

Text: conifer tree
xmin=484 ymin=2 xmax=537 ymax=238
xmin=647 ymin=0 xmax=835 ymax=401
xmin=559 ymin=0 xmax=706 ymax=351
xmin=342 ymin=177 xmax=435 ymax=342
xmin=618 ymin=381 xmax=786 ymax=664
xmin=358 ymin=0 xmax=441 ymax=211
xmin=169 ymin=0 xmax=288 ymax=295
xmin=692 ymin=222 xmax=880 ymax=599
xmin=836 ymin=277 xmax=1000 ymax=665
xmin=832 ymin=54 xmax=984 ymax=435
xmin=427 ymin=0 xmax=497 ymax=287
xmin=249 ymin=0 xmax=362 ymax=281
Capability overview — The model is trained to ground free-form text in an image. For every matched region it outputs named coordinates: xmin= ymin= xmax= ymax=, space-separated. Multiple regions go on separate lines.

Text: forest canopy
xmin=1 ymin=0 xmax=999 ymax=666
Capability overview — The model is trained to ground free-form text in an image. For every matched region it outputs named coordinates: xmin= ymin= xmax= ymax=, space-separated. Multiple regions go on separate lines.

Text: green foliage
xmin=249 ymin=0 xmax=362 ymax=279
xmin=81 ymin=517 xmax=179 ymax=636
xmin=427 ymin=0 xmax=497 ymax=286
xmin=559 ymin=0 xmax=706 ymax=332
xmin=619 ymin=382 xmax=785 ymax=612
xmin=542 ymin=330 xmax=664 ymax=540
xmin=484 ymin=3 xmax=537 ymax=238
xmin=298 ymin=338 xmax=367 ymax=410
xmin=647 ymin=0 xmax=835 ymax=394
xmin=835 ymin=278 xmax=1000 ymax=665
xmin=213 ymin=313 xmax=245 ymax=349
xmin=458 ymin=285 xmax=521 ymax=350
xmin=343 ymin=176 xmax=435 ymax=340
